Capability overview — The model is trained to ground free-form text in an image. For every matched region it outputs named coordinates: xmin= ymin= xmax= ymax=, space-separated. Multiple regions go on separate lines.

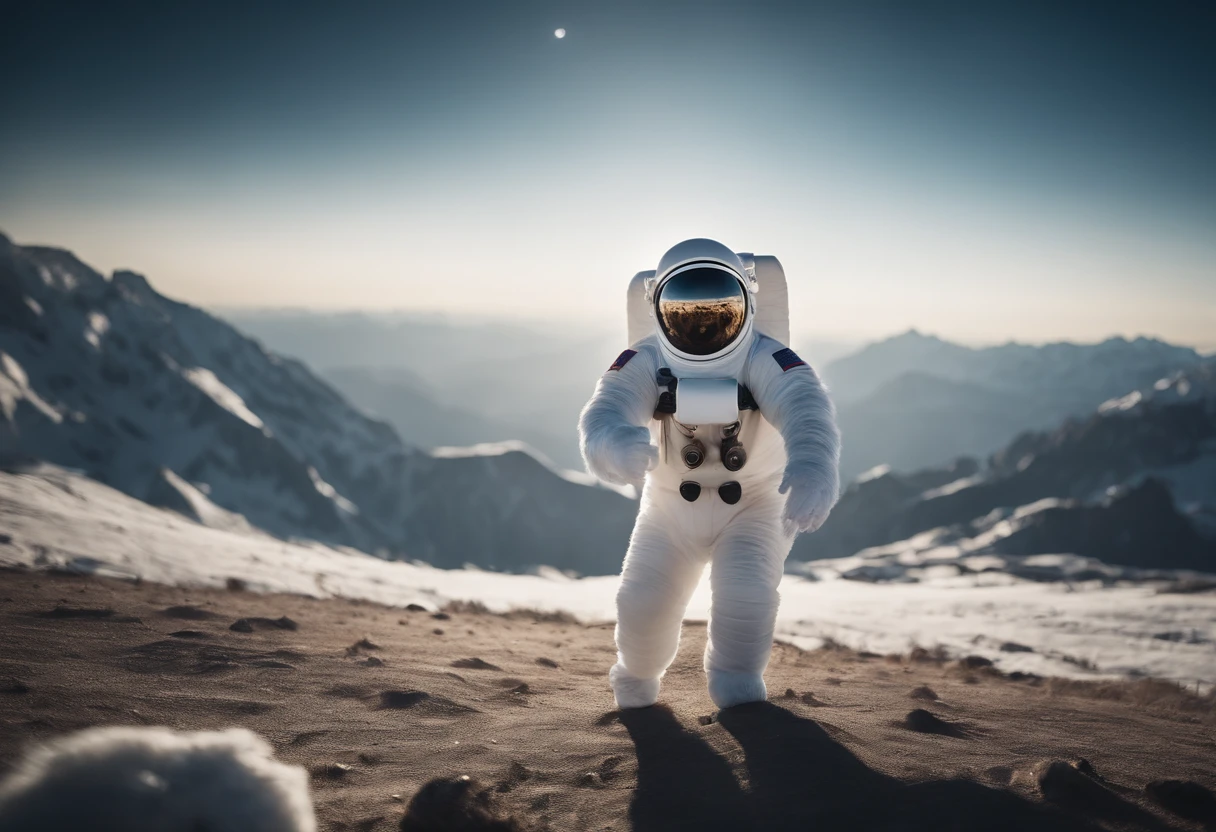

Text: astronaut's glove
xmin=593 ymin=425 xmax=658 ymax=488
xmin=778 ymin=464 xmax=837 ymax=536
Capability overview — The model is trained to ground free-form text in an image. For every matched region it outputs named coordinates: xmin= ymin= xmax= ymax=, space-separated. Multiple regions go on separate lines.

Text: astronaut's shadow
xmin=619 ymin=702 xmax=1109 ymax=832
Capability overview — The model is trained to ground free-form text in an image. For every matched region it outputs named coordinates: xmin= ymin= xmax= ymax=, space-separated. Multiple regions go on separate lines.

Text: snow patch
xmin=857 ymin=464 xmax=892 ymax=483
xmin=1099 ymin=389 xmax=1143 ymax=413
xmin=182 ymin=367 xmax=265 ymax=430
xmin=307 ymin=466 xmax=358 ymax=515
xmin=0 ymin=353 xmax=62 ymax=424
xmin=83 ymin=311 xmax=110 ymax=350
xmin=3 ymin=465 xmax=1213 ymax=690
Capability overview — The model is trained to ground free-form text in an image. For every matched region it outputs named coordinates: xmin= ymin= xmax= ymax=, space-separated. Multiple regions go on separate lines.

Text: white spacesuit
xmin=579 ymin=238 xmax=841 ymax=710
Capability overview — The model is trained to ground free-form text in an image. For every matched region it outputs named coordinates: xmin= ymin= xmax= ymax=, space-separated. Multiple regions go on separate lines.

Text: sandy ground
xmin=0 ymin=569 xmax=1213 ymax=832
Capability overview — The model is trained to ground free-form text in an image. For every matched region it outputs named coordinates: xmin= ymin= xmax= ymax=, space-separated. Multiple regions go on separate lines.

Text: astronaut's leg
xmin=704 ymin=497 xmax=794 ymax=709
xmin=611 ymin=501 xmax=706 ymax=709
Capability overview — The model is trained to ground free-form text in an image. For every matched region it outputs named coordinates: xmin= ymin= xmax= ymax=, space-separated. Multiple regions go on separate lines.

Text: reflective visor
xmin=655 ymin=265 xmax=748 ymax=356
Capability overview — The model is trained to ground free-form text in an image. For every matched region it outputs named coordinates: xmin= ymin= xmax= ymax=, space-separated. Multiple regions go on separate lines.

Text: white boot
xmin=707 ymin=669 xmax=767 ymax=709
xmin=609 ymin=661 xmax=661 ymax=709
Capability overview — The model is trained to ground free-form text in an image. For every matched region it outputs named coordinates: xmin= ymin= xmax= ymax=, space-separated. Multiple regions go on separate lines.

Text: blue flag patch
xmin=772 ymin=347 xmax=807 ymax=372
xmin=608 ymin=349 xmax=637 ymax=371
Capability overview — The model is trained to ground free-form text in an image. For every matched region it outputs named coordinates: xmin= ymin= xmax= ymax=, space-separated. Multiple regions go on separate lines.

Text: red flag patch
xmin=608 ymin=349 xmax=637 ymax=371
xmin=772 ymin=347 xmax=807 ymax=372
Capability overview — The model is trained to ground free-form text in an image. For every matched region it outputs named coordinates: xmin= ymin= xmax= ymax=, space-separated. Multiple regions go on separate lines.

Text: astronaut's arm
xmin=747 ymin=342 xmax=841 ymax=532
xmin=578 ymin=348 xmax=660 ymax=488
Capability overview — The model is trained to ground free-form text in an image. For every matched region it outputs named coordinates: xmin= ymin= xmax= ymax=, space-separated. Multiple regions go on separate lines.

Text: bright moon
xmin=554 ymin=28 xmax=566 ymax=38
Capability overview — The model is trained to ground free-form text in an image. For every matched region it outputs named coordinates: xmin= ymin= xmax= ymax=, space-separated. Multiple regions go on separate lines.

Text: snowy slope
xmin=795 ymin=365 xmax=1216 ymax=570
xmin=0 ymin=233 xmax=637 ymax=574
xmin=2 ymin=463 xmax=1212 ymax=690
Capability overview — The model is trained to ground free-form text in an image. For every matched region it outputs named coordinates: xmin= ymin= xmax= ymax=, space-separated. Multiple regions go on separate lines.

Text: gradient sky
xmin=3 ymin=1 xmax=1214 ymax=349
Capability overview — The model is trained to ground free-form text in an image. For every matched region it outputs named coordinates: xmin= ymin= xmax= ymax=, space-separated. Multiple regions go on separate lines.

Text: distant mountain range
xmin=0 ymin=233 xmax=635 ymax=575
xmin=229 ymin=313 xmax=1207 ymax=483
xmin=3 ymin=231 xmax=1211 ymax=577
xmin=821 ymin=330 xmax=1206 ymax=478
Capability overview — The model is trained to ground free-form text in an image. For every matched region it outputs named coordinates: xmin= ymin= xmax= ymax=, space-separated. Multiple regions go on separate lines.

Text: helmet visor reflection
xmin=655 ymin=266 xmax=748 ymax=356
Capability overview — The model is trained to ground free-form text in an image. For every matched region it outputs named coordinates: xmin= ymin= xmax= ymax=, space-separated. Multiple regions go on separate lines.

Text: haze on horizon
xmin=2 ymin=1 xmax=1214 ymax=350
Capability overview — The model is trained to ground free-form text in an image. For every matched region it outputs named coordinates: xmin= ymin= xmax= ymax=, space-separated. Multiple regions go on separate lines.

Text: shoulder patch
xmin=608 ymin=349 xmax=638 ymax=371
xmin=772 ymin=347 xmax=807 ymax=372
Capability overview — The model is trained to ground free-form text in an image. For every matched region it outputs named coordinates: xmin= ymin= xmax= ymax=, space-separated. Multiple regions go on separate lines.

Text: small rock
xmin=405 ymin=603 xmax=427 ymax=612
xmin=346 ymin=637 xmax=381 ymax=656
xmin=432 ymin=628 xmax=445 ymax=635
xmin=959 ymin=655 xmax=993 ymax=669
xmin=535 ymin=657 xmax=559 ymax=668
xmin=1036 ymin=759 xmax=1100 ymax=802
xmin=1000 ymin=641 xmax=1034 ymax=653
xmin=510 ymin=683 xmax=530 ymax=694
xmin=903 ymin=708 xmax=966 ymax=737
xmin=452 ymin=657 xmax=501 ymax=671
xmin=312 ymin=762 xmax=353 ymax=779
xmin=229 ymin=616 xmax=297 ymax=633
xmin=1145 ymin=779 xmax=1216 ymax=823
xmin=698 ymin=715 xmax=715 ymax=726
xmin=361 ymin=657 xmax=384 ymax=667
xmin=169 ymin=630 xmax=210 ymax=640
xmin=578 ymin=771 xmax=605 ymax=789
xmin=783 ymin=688 xmax=797 ymax=698
xmin=909 ymin=685 xmax=939 ymax=701
xmin=432 ymin=612 xmax=451 ymax=621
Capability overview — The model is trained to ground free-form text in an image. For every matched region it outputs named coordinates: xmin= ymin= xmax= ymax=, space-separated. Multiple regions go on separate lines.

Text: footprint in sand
xmin=781 ymin=688 xmax=828 ymax=706
xmin=377 ymin=690 xmax=477 ymax=715
xmin=35 ymin=606 xmax=140 ymax=623
xmin=289 ymin=730 xmax=330 ymax=747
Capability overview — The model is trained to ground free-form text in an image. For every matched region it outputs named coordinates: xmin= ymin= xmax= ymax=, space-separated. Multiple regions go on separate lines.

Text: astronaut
xmin=579 ymin=238 xmax=841 ymax=710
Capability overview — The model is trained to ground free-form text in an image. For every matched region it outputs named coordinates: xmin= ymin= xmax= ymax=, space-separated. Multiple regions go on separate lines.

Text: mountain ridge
xmin=0 ymin=233 xmax=638 ymax=574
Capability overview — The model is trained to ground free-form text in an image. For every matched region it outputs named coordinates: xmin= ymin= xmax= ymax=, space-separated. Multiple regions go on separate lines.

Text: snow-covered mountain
xmin=0 ymin=233 xmax=637 ymax=574
xmin=823 ymin=330 xmax=1205 ymax=478
xmin=794 ymin=362 xmax=1216 ymax=571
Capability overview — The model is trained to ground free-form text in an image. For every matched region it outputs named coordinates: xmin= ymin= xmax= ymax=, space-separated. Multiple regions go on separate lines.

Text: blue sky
xmin=2 ymin=1 xmax=1214 ymax=348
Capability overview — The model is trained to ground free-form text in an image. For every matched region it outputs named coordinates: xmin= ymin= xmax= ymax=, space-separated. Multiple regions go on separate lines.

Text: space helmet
xmin=646 ymin=238 xmax=758 ymax=374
